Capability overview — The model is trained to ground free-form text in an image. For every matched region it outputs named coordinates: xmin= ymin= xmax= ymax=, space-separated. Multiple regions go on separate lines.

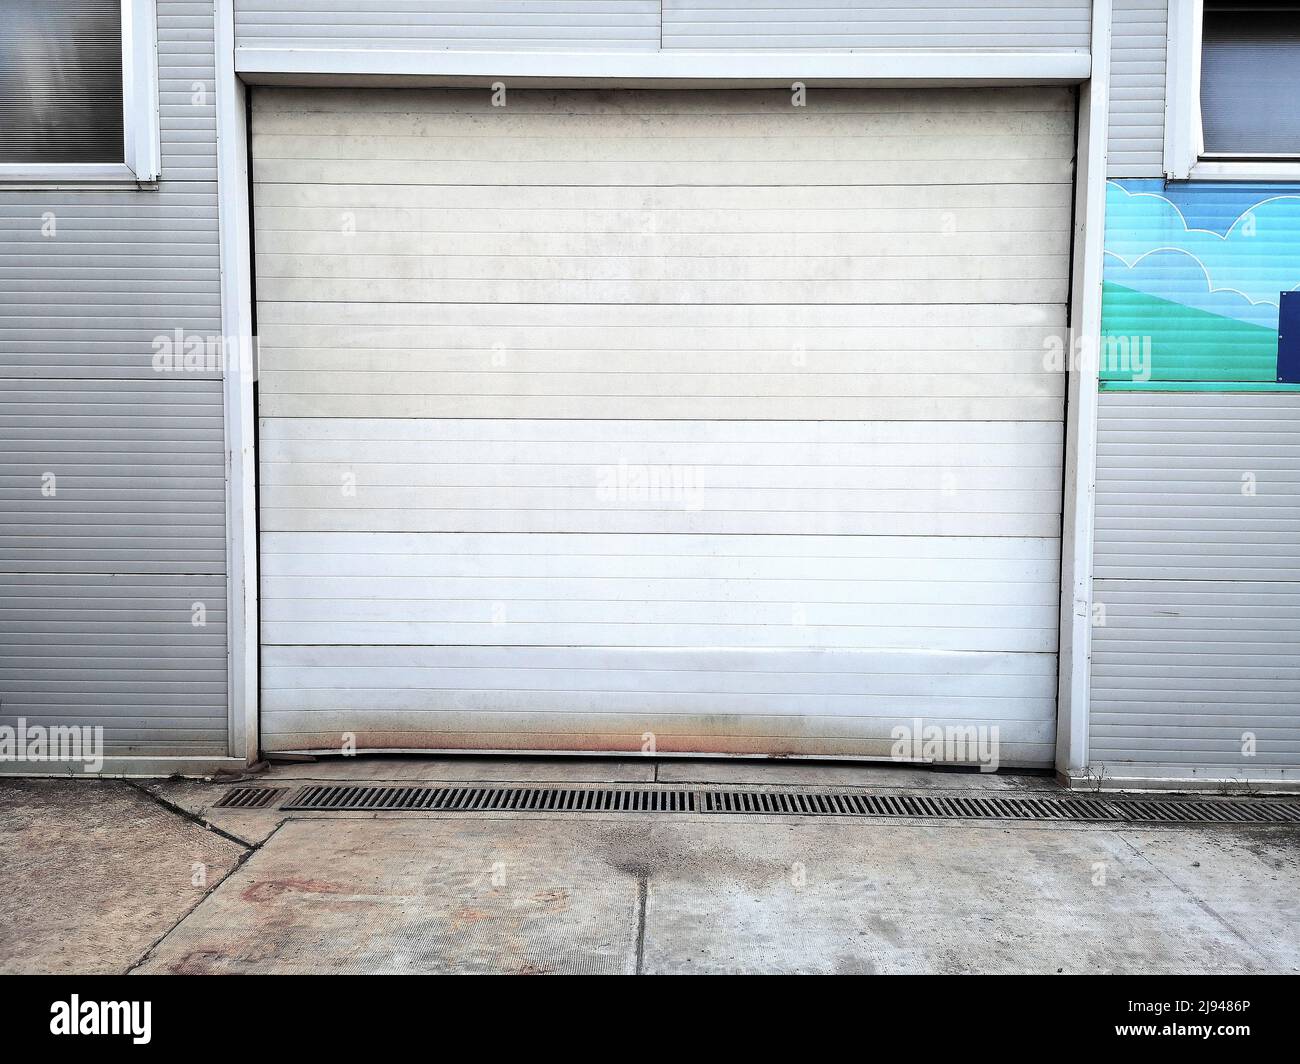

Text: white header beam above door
xmin=235 ymin=48 xmax=1091 ymax=88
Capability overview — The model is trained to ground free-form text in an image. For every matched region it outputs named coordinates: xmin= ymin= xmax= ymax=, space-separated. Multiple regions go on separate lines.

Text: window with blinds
xmin=0 ymin=0 xmax=124 ymax=164
xmin=1201 ymin=2 xmax=1300 ymax=158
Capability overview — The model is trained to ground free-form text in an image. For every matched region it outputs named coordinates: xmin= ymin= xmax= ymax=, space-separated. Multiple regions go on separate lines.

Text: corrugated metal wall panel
xmin=234 ymin=0 xmax=1090 ymax=53
xmin=0 ymin=189 xmax=222 ymax=379
xmin=0 ymin=1 xmax=227 ymax=757
xmin=235 ymin=1 xmax=661 ymax=51
xmin=0 ymin=379 xmax=227 ymax=572
xmin=0 ymin=573 xmax=229 ymax=755
xmin=661 ymin=0 xmax=1091 ymax=51
xmin=1107 ymin=0 xmax=1167 ymax=178
xmin=253 ymin=86 xmax=1070 ymax=763
xmin=1091 ymin=392 xmax=1300 ymax=777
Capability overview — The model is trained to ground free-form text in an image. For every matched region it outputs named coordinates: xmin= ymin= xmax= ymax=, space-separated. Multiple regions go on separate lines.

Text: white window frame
xmin=1165 ymin=0 xmax=1300 ymax=180
xmin=1165 ymin=0 xmax=1300 ymax=181
xmin=0 ymin=0 xmax=160 ymax=185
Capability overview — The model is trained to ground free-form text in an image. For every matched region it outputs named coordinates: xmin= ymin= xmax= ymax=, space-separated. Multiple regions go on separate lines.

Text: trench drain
xmin=274 ymin=784 xmax=1300 ymax=825
xmin=214 ymin=786 xmax=286 ymax=809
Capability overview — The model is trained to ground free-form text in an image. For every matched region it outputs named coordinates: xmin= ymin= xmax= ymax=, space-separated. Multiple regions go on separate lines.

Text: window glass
xmin=1201 ymin=2 xmax=1300 ymax=157
xmin=0 ymin=0 xmax=124 ymax=164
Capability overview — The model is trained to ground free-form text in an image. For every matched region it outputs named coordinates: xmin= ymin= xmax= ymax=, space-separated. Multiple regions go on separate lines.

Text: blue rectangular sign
xmin=1279 ymin=290 xmax=1300 ymax=383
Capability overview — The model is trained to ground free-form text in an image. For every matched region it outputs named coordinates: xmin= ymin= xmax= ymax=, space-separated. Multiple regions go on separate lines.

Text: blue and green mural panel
xmin=1101 ymin=179 xmax=1300 ymax=391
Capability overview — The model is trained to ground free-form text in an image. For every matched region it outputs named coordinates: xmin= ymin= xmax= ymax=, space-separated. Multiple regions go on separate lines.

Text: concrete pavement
xmin=2 ymin=758 xmax=1298 ymax=974
xmin=0 ymin=780 xmax=245 ymax=974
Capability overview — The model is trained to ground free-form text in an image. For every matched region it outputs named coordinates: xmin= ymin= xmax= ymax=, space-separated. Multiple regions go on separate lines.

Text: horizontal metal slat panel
xmin=235 ymin=0 xmax=659 ymax=51
xmin=259 ymin=538 xmax=1059 ymax=652
xmin=260 ymin=531 xmax=1061 ymax=653
xmin=262 ymin=714 xmax=1055 ymax=764
xmin=1091 ymin=390 xmax=1300 ymax=775
xmin=0 ymin=573 xmax=228 ymax=755
xmin=264 ymin=647 xmax=1057 ymax=714
xmin=235 ymin=0 xmax=1090 ymax=56
xmin=1107 ymin=0 xmax=1168 ymax=178
xmin=661 ymin=0 xmax=1090 ymax=51
xmin=1094 ymin=392 xmax=1300 ymax=579
xmin=0 ymin=380 xmax=226 ymax=573
xmin=260 ymin=418 xmax=1063 ymax=537
xmin=157 ymin=0 xmax=217 ymax=180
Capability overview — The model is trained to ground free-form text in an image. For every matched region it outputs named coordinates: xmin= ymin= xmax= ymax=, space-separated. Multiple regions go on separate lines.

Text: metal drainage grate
xmin=214 ymin=786 xmax=285 ymax=809
xmin=1112 ymin=797 xmax=1300 ymax=824
xmin=699 ymin=791 xmax=1118 ymax=820
xmin=277 ymin=784 xmax=1300 ymax=825
xmin=282 ymin=784 xmax=697 ymax=814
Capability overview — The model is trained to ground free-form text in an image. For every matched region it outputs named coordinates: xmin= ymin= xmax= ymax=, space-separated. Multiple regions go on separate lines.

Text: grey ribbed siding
xmin=0 ymin=1 xmax=227 ymax=756
xmin=1107 ymin=0 xmax=1167 ymax=177
xmin=235 ymin=1 xmax=661 ymax=50
xmin=234 ymin=0 xmax=1091 ymax=53
xmin=1090 ymin=392 xmax=1300 ymax=778
xmin=662 ymin=1 xmax=1091 ymax=51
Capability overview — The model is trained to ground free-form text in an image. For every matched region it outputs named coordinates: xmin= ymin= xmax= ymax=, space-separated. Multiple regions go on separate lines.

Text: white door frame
xmin=216 ymin=0 xmax=259 ymax=767
xmin=1055 ymin=0 xmax=1111 ymax=779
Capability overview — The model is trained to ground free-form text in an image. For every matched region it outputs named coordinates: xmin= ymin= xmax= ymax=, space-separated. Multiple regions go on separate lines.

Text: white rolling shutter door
xmin=253 ymin=86 xmax=1072 ymax=764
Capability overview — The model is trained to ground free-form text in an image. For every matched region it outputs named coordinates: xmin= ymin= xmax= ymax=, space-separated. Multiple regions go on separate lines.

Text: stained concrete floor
xmin=3 ymin=758 xmax=1299 ymax=974
xmin=0 ymin=780 xmax=245 ymax=974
